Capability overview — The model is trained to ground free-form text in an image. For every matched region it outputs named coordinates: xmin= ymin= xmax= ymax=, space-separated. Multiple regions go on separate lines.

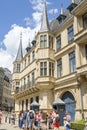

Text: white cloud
xmin=24 ymin=17 xmax=32 ymax=26
xmin=32 ymin=12 xmax=42 ymax=25
xmin=0 ymin=24 xmax=40 ymax=72
xmin=48 ymin=9 xmax=58 ymax=15
xmin=0 ymin=48 xmax=14 ymax=71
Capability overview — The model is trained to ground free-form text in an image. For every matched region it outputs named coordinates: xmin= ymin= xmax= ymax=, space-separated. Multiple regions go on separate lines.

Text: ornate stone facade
xmin=13 ymin=0 xmax=87 ymax=121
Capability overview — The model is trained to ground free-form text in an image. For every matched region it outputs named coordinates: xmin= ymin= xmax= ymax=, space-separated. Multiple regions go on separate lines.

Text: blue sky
xmin=0 ymin=0 xmax=71 ymax=71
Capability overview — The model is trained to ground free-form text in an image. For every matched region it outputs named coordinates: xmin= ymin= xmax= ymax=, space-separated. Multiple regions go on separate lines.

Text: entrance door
xmin=62 ymin=91 xmax=76 ymax=121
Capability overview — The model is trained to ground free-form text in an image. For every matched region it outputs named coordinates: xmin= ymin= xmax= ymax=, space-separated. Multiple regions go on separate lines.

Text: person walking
xmin=64 ymin=111 xmax=71 ymax=130
xmin=27 ymin=109 xmax=35 ymax=130
xmin=22 ymin=110 xmax=27 ymax=130
xmin=53 ymin=110 xmax=60 ymax=130
xmin=34 ymin=111 xmax=42 ymax=130
xmin=18 ymin=111 xmax=23 ymax=130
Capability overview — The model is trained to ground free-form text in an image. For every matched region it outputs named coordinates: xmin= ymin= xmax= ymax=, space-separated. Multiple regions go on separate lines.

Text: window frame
xmin=67 ymin=25 xmax=74 ymax=43
xmin=40 ymin=35 xmax=47 ymax=48
xmin=57 ymin=59 xmax=62 ymax=77
xmin=40 ymin=62 xmax=47 ymax=76
xmin=69 ymin=51 xmax=76 ymax=73
xmin=56 ymin=35 xmax=61 ymax=51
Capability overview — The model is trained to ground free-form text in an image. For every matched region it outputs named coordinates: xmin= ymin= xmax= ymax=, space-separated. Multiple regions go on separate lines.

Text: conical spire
xmin=40 ymin=1 xmax=50 ymax=32
xmin=15 ymin=33 xmax=23 ymax=61
xmin=60 ymin=4 xmax=63 ymax=15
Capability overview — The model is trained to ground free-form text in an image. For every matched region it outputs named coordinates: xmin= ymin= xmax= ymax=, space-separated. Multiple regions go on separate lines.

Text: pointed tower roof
xmin=15 ymin=33 xmax=23 ymax=62
xmin=40 ymin=1 xmax=50 ymax=32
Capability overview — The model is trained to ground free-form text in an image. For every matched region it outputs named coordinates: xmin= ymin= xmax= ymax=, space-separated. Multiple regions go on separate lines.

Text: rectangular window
xmin=16 ymin=82 xmax=20 ymax=86
xmin=83 ymin=13 xmax=87 ymax=28
xmin=68 ymin=25 xmax=74 ymax=42
xmin=32 ymin=51 xmax=35 ymax=61
xmin=36 ymin=96 xmax=39 ymax=103
xmin=25 ymin=59 xmax=26 ymax=67
xmin=69 ymin=51 xmax=76 ymax=73
xmin=17 ymin=64 xmax=20 ymax=72
xmin=56 ymin=35 xmax=61 ymax=51
xmin=28 ymin=55 xmax=30 ymax=64
xmin=32 ymin=72 xmax=35 ymax=85
xmin=22 ymin=100 xmax=24 ymax=111
xmin=49 ymin=62 xmax=54 ymax=76
xmin=40 ymin=62 xmax=47 ymax=76
xmin=24 ymin=78 xmax=26 ymax=85
xmin=30 ymin=97 xmax=33 ymax=104
xmin=26 ymin=99 xmax=28 ymax=110
xmin=85 ymin=44 xmax=87 ymax=59
xmin=40 ymin=35 xmax=47 ymax=48
xmin=57 ymin=59 xmax=62 ymax=77
xmin=16 ymin=87 xmax=19 ymax=93
xmin=49 ymin=36 xmax=53 ymax=48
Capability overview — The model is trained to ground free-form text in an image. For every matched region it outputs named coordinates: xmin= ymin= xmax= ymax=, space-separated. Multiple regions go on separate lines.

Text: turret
xmin=13 ymin=33 xmax=23 ymax=73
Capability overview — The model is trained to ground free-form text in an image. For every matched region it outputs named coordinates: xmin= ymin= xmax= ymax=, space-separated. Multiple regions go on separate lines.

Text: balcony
xmin=77 ymin=64 xmax=87 ymax=75
xmin=15 ymin=80 xmax=35 ymax=94
xmin=74 ymin=28 xmax=87 ymax=44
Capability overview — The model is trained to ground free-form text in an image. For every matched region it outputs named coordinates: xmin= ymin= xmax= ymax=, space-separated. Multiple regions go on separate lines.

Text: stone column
xmin=74 ymin=16 xmax=78 ymax=35
xmin=76 ymin=44 xmax=81 ymax=68
xmin=15 ymin=100 xmax=19 ymax=112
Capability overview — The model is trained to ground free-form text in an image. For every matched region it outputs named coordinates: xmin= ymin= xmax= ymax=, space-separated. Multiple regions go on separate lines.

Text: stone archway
xmin=61 ymin=91 xmax=76 ymax=121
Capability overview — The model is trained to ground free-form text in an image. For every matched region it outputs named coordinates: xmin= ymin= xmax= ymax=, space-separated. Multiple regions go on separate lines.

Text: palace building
xmin=12 ymin=0 xmax=87 ymax=123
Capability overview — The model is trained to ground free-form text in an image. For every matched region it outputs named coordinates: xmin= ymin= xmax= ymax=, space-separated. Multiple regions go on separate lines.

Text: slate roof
xmin=40 ymin=1 xmax=50 ymax=32
xmin=15 ymin=34 xmax=23 ymax=62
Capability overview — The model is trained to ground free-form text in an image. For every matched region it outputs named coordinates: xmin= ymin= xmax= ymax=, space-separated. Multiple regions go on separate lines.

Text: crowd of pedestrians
xmin=0 ymin=108 xmax=72 ymax=130
xmin=17 ymin=109 xmax=61 ymax=130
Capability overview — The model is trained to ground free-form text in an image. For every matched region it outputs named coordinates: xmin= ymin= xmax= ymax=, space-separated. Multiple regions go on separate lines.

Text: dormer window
xmin=40 ymin=35 xmax=47 ymax=48
xmin=67 ymin=3 xmax=77 ymax=12
xmin=57 ymin=14 xmax=66 ymax=24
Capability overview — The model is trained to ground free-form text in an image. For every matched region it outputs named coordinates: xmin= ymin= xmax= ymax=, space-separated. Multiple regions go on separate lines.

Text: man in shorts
xmin=27 ymin=109 xmax=35 ymax=130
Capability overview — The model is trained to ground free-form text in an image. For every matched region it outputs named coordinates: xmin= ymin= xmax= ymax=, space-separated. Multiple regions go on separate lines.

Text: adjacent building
xmin=12 ymin=0 xmax=87 ymax=122
xmin=0 ymin=67 xmax=14 ymax=111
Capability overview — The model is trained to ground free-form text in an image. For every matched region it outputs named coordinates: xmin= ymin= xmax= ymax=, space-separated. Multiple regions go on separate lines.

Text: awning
xmin=30 ymin=100 xmax=40 ymax=106
xmin=53 ymin=98 xmax=65 ymax=105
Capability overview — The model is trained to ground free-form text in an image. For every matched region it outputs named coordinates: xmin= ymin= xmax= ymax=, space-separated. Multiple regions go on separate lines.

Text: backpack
xmin=29 ymin=112 xmax=34 ymax=119
xmin=55 ymin=116 xmax=60 ymax=122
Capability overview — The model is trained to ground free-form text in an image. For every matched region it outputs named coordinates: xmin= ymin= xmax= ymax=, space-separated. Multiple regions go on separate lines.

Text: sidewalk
xmin=0 ymin=116 xmax=73 ymax=130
